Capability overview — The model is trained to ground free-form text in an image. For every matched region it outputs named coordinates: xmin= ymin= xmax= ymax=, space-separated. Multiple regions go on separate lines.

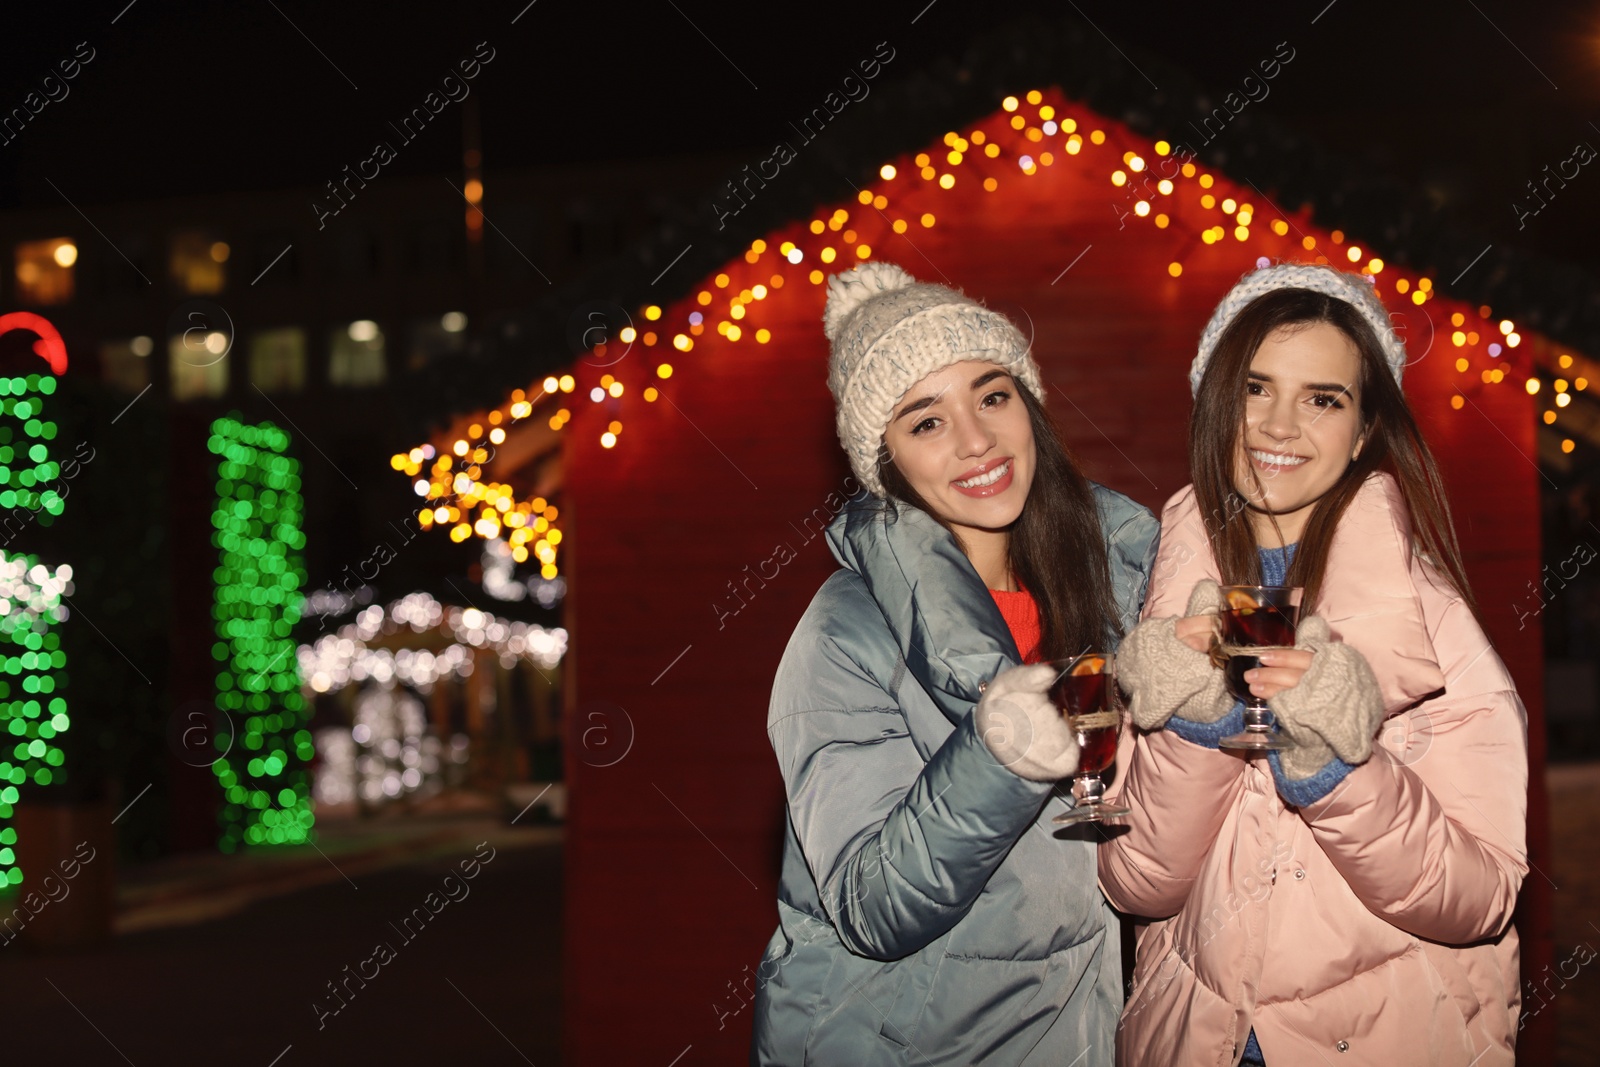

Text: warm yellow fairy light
xmin=644 ymin=387 xmax=659 ymax=401
xmin=881 ymin=164 xmax=897 ymax=180
xmin=1526 ymin=378 xmax=1541 ymax=395
xmin=657 ymin=363 xmax=674 ymax=378
xmin=1002 ymin=95 xmax=1018 ymax=111
xmin=673 ymin=334 xmax=692 ymax=351
xmin=1455 ymin=357 xmax=1470 ymax=372
xmin=1168 ymin=262 xmax=1183 ymax=278
xmin=559 ymin=375 xmax=575 ymax=392
xmin=1544 ymin=410 xmax=1558 ymax=424
xmin=1557 ymin=392 xmax=1571 ymax=407
xmin=921 ymin=213 xmax=935 ymax=227
xmin=756 ymin=329 xmax=771 ymax=343
xmin=1562 ymin=439 xmax=1576 ymax=453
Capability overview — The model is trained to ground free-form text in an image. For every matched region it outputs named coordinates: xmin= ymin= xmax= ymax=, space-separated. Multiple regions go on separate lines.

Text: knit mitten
xmin=975 ymin=663 xmax=1081 ymax=783
xmin=1268 ymin=616 xmax=1386 ymax=780
xmin=1117 ymin=579 xmax=1232 ymax=731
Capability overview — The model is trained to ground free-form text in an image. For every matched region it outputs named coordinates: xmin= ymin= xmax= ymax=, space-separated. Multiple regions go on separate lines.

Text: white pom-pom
xmin=823 ymin=262 xmax=917 ymax=341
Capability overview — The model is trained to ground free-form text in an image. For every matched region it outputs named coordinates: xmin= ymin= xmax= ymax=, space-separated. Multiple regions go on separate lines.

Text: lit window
xmin=249 ymin=328 xmax=307 ymax=393
xmin=15 ymin=238 xmax=76 ymax=305
xmin=169 ymin=331 xmax=229 ymax=401
xmin=329 ymin=321 xmax=386 ymax=387
xmin=100 ymin=336 xmax=153 ymax=393
xmin=170 ymin=231 xmax=228 ymax=295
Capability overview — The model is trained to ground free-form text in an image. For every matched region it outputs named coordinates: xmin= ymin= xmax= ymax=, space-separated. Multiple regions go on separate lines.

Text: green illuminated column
xmin=0 ymin=371 xmax=71 ymax=888
xmin=207 ymin=416 xmax=312 ymax=851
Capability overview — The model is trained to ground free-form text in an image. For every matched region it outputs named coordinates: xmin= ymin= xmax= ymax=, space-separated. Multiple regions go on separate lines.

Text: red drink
xmin=1043 ymin=653 xmax=1130 ymax=825
xmin=1049 ymin=672 xmax=1118 ymax=775
xmin=1221 ymin=603 xmax=1298 ymax=648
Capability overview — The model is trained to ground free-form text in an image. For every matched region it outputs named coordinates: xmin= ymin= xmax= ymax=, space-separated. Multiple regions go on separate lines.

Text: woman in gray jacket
xmin=751 ymin=263 xmax=1159 ymax=1065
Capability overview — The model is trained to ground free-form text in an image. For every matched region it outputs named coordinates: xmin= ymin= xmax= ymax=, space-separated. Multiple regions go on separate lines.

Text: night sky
xmin=3 ymin=1 xmax=1597 ymax=273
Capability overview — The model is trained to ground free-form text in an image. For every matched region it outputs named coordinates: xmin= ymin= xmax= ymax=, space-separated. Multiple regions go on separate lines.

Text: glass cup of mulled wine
xmin=1047 ymin=652 xmax=1130 ymax=825
xmin=1215 ymin=585 xmax=1303 ymax=751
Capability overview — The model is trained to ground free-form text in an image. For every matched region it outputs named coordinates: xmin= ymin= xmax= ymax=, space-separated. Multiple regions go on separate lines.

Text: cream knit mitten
xmin=1268 ymin=616 xmax=1386 ymax=780
xmin=975 ymin=663 xmax=1081 ymax=783
xmin=1117 ymin=579 xmax=1232 ymax=731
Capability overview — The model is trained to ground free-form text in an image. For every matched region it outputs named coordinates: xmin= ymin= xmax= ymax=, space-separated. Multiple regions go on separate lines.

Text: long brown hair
xmin=1190 ymin=287 xmax=1477 ymax=615
xmin=877 ymin=382 xmax=1122 ymax=659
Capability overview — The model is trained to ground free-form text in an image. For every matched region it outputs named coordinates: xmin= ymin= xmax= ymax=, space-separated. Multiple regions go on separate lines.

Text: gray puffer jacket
xmin=752 ymin=483 xmax=1159 ymax=1066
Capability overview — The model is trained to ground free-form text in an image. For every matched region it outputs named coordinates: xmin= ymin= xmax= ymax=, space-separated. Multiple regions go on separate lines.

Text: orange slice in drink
xmin=1070 ymin=655 xmax=1107 ymax=676
xmin=1224 ymin=589 xmax=1258 ymax=613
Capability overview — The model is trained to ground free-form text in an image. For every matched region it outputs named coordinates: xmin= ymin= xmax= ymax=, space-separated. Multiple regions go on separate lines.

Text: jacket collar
xmin=827 ymin=493 xmax=1017 ymax=726
xmin=1147 ymin=472 xmax=1446 ymax=713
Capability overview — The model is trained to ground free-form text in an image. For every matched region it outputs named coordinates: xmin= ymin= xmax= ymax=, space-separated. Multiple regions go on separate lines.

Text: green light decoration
xmin=0 ymin=372 xmax=72 ymax=889
xmin=207 ymin=416 xmax=312 ymax=852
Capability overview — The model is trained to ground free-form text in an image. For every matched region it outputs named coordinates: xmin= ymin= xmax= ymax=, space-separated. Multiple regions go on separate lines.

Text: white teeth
xmin=955 ymin=459 xmax=1010 ymax=488
xmin=1250 ymin=449 xmax=1306 ymax=467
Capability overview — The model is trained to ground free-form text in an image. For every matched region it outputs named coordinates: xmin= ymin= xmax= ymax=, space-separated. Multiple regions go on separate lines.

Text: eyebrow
xmin=1247 ymin=370 xmax=1353 ymax=394
xmin=893 ymin=369 xmax=1013 ymax=422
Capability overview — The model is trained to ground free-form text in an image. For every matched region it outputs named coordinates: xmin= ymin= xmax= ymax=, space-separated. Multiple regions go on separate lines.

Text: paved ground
xmin=1547 ymin=762 xmax=1600 ymax=1067
xmin=0 ymin=814 xmax=563 ymax=1065
xmin=1 ymin=767 xmax=1595 ymax=1065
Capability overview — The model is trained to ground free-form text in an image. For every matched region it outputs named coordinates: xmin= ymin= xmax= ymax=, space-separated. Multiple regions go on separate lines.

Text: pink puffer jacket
xmin=1100 ymin=473 xmax=1527 ymax=1066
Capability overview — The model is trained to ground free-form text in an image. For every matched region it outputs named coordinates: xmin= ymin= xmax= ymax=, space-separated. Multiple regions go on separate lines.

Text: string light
xmin=398 ymin=85 xmax=1577 ymax=565
xmin=208 ymin=416 xmax=310 ymax=852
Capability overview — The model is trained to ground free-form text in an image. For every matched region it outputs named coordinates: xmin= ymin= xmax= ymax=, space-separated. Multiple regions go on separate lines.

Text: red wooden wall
xmin=561 ymin=90 xmax=1551 ymax=1063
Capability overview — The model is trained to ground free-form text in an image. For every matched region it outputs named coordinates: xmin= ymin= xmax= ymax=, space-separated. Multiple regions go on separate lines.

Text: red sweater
xmin=988 ymin=587 xmax=1041 ymax=664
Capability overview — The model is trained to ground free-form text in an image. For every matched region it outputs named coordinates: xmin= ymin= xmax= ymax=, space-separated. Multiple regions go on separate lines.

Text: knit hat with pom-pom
xmin=1190 ymin=262 xmax=1408 ymax=396
xmin=823 ymin=262 xmax=1042 ymax=497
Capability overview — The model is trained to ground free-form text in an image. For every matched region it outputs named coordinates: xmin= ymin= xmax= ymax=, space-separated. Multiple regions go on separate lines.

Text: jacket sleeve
xmin=1098 ymin=727 xmax=1246 ymax=918
xmin=1295 ymin=682 xmax=1528 ymax=944
xmin=770 ymin=630 xmax=1053 ymax=962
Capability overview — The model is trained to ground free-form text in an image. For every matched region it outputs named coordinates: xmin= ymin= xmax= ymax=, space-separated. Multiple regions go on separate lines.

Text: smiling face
xmin=882 ymin=360 xmax=1037 ymax=547
xmin=1233 ymin=321 xmax=1366 ymax=546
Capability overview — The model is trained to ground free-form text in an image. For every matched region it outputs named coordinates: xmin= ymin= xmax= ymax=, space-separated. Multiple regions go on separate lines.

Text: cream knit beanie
xmin=1190 ymin=263 xmax=1408 ymax=396
xmin=823 ymin=262 xmax=1043 ymax=497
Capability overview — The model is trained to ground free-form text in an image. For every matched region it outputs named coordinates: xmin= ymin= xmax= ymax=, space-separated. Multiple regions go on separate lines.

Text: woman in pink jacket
xmin=1100 ymin=263 xmax=1528 ymax=1065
